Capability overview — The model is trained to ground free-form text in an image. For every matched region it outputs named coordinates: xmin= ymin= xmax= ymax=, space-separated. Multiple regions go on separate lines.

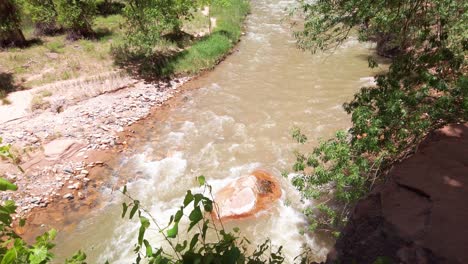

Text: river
xmin=53 ymin=0 xmax=379 ymax=262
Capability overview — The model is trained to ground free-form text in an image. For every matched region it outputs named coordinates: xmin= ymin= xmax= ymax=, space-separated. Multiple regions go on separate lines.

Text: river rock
xmin=213 ymin=170 xmax=282 ymax=220
xmin=43 ymin=139 xmax=80 ymax=160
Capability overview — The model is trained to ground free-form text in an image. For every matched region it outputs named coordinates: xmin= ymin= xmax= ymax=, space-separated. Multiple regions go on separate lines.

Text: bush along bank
xmin=112 ymin=0 xmax=250 ymax=80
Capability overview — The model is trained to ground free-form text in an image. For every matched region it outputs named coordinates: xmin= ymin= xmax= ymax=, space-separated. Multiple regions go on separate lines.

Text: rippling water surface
xmin=53 ymin=0 xmax=379 ymax=262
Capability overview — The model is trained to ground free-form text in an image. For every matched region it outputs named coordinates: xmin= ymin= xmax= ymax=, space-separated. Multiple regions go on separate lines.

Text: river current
xmin=53 ymin=0 xmax=378 ymax=262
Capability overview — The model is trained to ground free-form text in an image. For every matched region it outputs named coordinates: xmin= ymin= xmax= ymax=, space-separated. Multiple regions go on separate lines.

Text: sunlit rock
xmin=43 ymin=139 xmax=82 ymax=160
xmin=213 ymin=170 xmax=282 ymax=220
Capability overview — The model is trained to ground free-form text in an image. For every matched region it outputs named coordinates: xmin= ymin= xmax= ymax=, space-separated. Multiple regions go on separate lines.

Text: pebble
xmin=0 ymin=76 xmax=191 ymax=217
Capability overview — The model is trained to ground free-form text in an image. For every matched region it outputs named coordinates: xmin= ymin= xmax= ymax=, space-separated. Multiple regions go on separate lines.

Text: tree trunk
xmin=0 ymin=0 xmax=26 ymax=47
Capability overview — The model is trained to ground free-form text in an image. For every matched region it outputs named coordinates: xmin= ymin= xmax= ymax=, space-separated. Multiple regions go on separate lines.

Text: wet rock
xmin=213 ymin=170 xmax=282 ymax=220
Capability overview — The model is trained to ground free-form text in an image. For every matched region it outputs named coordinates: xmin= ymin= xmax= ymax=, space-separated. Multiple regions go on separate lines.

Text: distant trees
xmin=21 ymin=0 xmax=60 ymax=35
xmin=53 ymin=0 xmax=97 ymax=40
xmin=1 ymin=0 xmax=97 ymax=46
xmin=0 ymin=0 xmax=26 ymax=47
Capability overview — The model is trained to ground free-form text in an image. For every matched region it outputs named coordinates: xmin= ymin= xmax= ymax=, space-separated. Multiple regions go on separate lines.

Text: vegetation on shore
xmin=291 ymin=0 xmax=467 ymax=235
xmin=0 ymin=0 xmax=466 ymax=263
xmin=0 ymin=0 xmax=249 ymax=100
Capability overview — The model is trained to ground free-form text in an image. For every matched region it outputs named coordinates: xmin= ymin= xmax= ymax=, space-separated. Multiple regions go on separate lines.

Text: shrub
xmin=0 ymin=0 xmax=26 ymax=47
xmin=21 ymin=0 xmax=62 ymax=35
xmin=53 ymin=0 xmax=97 ymax=40
xmin=96 ymin=0 xmax=124 ymax=16
xmin=291 ymin=0 xmax=467 ymax=234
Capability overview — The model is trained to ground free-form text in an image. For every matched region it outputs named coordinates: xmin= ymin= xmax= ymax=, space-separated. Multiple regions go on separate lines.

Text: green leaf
xmin=201 ymin=198 xmax=213 ymax=212
xmin=1 ymin=247 xmax=17 ymax=264
xmin=167 ymin=222 xmax=178 ymax=238
xmin=189 ymin=233 xmax=200 ymax=250
xmin=19 ymin=218 xmax=26 ymax=227
xmin=188 ymin=206 xmax=203 ymax=232
xmin=183 ymin=190 xmax=194 ymax=207
xmin=122 ymin=203 xmax=128 ymax=218
xmin=197 ymin=175 xmax=205 ymax=186
xmin=138 ymin=217 xmax=150 ymax=245
xmin=29 ymin=246 xmax=48 ymax=264
xmin=175 ymin=240 xmax=187 ymax=252
xmin=193 ymin=194 xmax=203 ymax=207
xmin=129 ymin=201 xmax=139 ymax=219
xmin=174 ymin=208 xmax=183 ymax=222
xmin=0 ymin=178 xmax=17 ymax=191
xmin=65 ymin=250 xmax=87 ymax=263
xmin=143 ymin=239 xmax=152 ymax=257
xmin=123 ymin=185 xmax=127 ymax=194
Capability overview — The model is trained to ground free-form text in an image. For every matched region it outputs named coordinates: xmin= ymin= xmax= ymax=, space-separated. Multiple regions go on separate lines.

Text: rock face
xmin=213 ymin=170 xmax=282 ymax=220
xmin=326 ymin=124 xmax=468 ymax=264
xmin=43 ymin=139 xmax=82 ymax=161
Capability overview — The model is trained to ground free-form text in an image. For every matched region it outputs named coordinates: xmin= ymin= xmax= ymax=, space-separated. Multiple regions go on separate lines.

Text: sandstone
xmin=213 ymin=170 xmax=282 ymax=221
xmin=44 ymin=139 xmax=80 ymax=161
xmin=326 ymin=123 xmax=468 ymax=264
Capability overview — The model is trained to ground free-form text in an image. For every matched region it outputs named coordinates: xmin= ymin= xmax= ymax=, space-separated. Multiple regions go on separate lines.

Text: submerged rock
xmin=213 ymin=170 xmax=282 ymax=220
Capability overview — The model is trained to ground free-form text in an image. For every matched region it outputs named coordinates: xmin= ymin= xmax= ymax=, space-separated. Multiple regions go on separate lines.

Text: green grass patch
xmin=160 ymin=0 xmax=250 ymax=76
xmin=45 ymin=40 xmax=66 ymax=53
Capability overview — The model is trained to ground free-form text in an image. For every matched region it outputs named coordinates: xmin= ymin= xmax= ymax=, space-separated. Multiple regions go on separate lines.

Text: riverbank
xmin=0 ymin=1 xmax=250 ymax=238
xmin=323 ymin=123 xmax=468 ymax=264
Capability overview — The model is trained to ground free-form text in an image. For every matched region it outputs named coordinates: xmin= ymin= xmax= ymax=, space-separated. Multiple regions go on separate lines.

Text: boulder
xmin=44 ymin=139 xmax=81 ymax=161
xmin=324 ymin=123 xmax=468 ymax=264
xmin=213 ymin=170 xmax=282 ymax=220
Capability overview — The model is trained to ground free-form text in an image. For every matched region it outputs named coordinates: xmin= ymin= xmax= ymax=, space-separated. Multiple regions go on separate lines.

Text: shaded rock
xmin=213 ymin=169 xmax=282 ymax=220
xmin=63 ymin=193 xmax=74 ymax=199
xmin=325 ymin=123 xmax=468 ymax=264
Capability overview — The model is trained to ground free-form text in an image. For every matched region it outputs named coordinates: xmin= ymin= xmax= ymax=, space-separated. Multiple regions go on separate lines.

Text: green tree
xmin=197 ymin=0 xmax=230 ymax=34
xmin=0 ymin=0 xmax=26 ymax=47
xmin=53 ymin=0 xmax=96 ymax=40
xmin=21 ymin=0 xmax=60 ymax=35
xmin=291 ymin=0 xmax=467 ymax=232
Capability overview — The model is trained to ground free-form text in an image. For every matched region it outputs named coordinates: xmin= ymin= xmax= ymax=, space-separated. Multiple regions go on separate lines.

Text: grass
xmin=161 ymin=0 xmax=250 ymax=76
xmin=0 ymin=15 xmax=124 ymax=89
xmin=0 ymin=3 xmax=249 ymax=93
xmin=30 ymin=94 xmax=51 ymax=111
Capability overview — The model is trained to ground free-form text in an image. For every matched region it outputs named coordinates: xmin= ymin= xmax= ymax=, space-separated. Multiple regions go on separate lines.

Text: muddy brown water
xmin=51 ymin=0 xmax=382 ymax=262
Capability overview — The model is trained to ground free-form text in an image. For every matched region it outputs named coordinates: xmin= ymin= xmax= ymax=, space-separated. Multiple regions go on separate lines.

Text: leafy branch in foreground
xmin=120 ymin=176 xmax=300 ymax=264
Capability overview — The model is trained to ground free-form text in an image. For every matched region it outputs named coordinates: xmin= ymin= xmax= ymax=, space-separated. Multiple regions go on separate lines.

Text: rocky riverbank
xmin=0 ymin=75 xmax=190 ymax=217
xmin=324 ymin=123 xmax=468 ymax=264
